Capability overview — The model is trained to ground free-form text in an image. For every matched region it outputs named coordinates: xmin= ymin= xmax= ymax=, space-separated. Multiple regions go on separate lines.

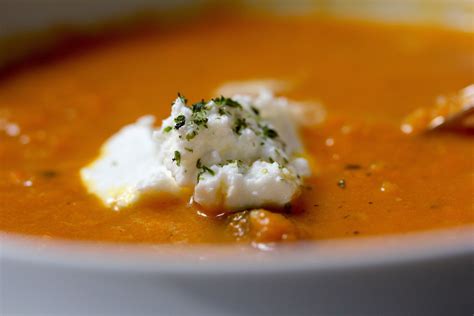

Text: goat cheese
xmin=80 ymin=116 xmax=180 ymax=210
xmin=81 ymin=90 xmax=311 ymax=212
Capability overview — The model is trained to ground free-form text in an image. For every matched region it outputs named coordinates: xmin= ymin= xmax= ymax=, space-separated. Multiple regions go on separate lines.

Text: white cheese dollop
xmin=80 ymin=116 xmax=180 ymax=210
xmin=81 ymin=90 xmax=311 ymax=212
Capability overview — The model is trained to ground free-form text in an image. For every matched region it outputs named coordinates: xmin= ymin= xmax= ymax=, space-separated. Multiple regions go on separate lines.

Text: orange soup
xmin=0 ymin=12 xmax=473 ymax=244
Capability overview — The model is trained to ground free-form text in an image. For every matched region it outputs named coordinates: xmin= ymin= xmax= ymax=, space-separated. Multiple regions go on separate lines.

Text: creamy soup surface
xmin=0 ymin=11 xmax=473 ymax=243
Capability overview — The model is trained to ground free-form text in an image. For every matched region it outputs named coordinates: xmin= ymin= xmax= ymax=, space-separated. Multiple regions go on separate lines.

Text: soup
xmin=0 ymin=11 xmax=472 ymax=244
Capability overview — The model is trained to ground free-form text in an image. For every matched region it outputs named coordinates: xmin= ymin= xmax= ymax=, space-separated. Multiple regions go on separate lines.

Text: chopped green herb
xmin=196 ymin=160 xmax=215 ymax=182
xmin=172 ymin=151 xmax=181 ymax=166
xmin=251 ymin=106 xmax=260 ymax=115
xmin=185 ymin=147 xmax=193 ymax=152
xmin=224 ymin=98 xmax=242 ymax=108
xmin=177 ymin=93 xmax=188 ymax=104
xmin=212 ymin=96 xmax=242 ymax=108
xmin=202 ymin=165 xmax=215 ymax=176
xmin=211 ymin=96 xmax=223 ymax=104
xmin=219 ymin=159 xmax=244 ymax=168
xmin=218 ymin=107 xmax=227 ymax=116
xmin=191 ymin=112 xmax=208 ymax=127
xmin=192 ymin=100 xmax=206 ymax=112
xmin=233 ymin=118 xmax=247 ymax=135
xmin=185 ymin=131 xmax=197 ymax=141
xmin=163 ymin=126 xmax=172 ymax=133
xmin=337 ymin=179 xmax=346 ymax=189
xmin=174 ymin=115 xmax=186 ymax=130
xmin=262 ymin=125 xmax=278 ymax=139
xmin=176 ymin=99 xmax=209 ymax=128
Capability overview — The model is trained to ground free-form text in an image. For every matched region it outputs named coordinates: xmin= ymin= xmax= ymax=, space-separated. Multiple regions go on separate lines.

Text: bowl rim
xmin=2 ymin=225 xmax=473 ymax=275
xmin=1 ymin=2 xmax=473 ymax=277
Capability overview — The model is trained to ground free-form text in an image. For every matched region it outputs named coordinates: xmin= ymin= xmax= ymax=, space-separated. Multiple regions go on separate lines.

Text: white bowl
xmin=2 ymin=227 xmax=473 ymax=315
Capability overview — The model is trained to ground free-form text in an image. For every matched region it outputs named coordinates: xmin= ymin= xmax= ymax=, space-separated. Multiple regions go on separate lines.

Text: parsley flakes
xmin=185 ymin=131 xmax=197 ymax=141
xmin=233 ymin=118 xmax=248 ymax=135
xmin=196 ymin=159 xmax=215 ymax=182
xmin=172 ymin=151 xmax=181 ymax=166
xmin=174 ymin=115 xmax=186 ymax=130
xmin=177 ymin=92 xmax=188 ymax=104
xmin=192 ymin=100 xmax=206 ymax=112
xmin=262 ymin=125 xmax=278 ymax=139
xmin=251 ymin=106 xmax=260 ymax=116
xmin=212 ymin=96 xmax=242 ymax=108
